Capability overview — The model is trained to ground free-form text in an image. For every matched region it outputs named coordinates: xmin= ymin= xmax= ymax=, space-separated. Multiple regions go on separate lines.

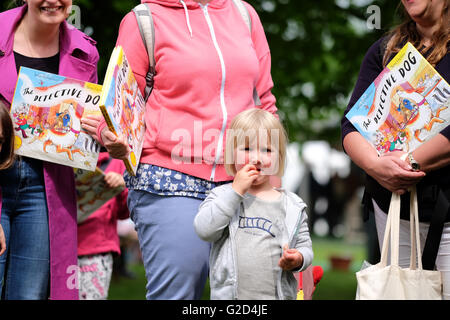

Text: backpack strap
xmin=231 ymin=0 xmax=261 ymax=106
xmin=132 ymin=3 xmax=156 ymax=102
xmin=231 ymin=0 xmax=251 ymax=33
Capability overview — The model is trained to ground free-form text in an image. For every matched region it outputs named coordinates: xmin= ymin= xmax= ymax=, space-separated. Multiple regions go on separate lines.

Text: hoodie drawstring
xmin=179 ymin=0 xmax=193 ymax=38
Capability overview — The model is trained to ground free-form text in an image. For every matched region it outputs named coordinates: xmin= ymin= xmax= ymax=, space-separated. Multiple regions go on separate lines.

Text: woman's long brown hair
xmin=383 ymin=1 xmax=450 ymax=67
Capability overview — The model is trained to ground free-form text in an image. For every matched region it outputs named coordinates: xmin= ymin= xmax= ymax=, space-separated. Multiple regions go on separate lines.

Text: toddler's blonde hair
xmin=224 ymin=109 xmax=287 ymax=177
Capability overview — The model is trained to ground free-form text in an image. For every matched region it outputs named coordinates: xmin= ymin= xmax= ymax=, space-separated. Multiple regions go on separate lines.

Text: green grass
xmin=108 ymin=236 xmax=367 ymax=300
xmin=108 ymin=264 xmax=211 ymax=300
xmin=311 ymin=236 xmax=367 ymax=272
xmin=311 ymin=236 xmax=366 ymax=300
xmin=108 ymin=264 xmax=147 ymax=300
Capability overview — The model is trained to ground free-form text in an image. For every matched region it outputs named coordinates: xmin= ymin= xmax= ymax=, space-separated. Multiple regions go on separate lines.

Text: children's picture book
xmin=346 ymin=42 xmax=450 ymax=155
xmin=74 ymin=167 xmax=125 ymax=224
xmin=10 ymin=67 xmax=102 ymax=171
xmin=99 ymin=46 xmax=146 ymax=176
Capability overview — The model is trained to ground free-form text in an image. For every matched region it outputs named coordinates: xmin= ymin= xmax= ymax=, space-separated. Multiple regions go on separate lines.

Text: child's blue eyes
xmin=241 ymin=147 xmax=271 ymax=152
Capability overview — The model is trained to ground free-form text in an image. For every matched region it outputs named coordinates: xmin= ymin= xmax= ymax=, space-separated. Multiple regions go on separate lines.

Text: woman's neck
xmin=14 ymin=14 xmax=60 ymax=58
xmin=416 ymin=21 xmax=441 ymax=47
xmin=413 ymin=4 xmax=444 ymax=47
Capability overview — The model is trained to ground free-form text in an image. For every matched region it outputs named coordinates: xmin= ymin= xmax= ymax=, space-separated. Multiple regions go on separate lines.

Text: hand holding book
xmin=9 ymin=67 xmax=103 ymax=171
xmin=343 ymin=131 xmax=425 ymax=195
xmin=75 ymin=166 xmax=125 ymax=224
xmin=104 ymin=171 xmax=126 ymax=189
xmin=100 ymin=128 xmax=130 ymax=160
xmin=98 ymin=46 xmax=146 ymax=175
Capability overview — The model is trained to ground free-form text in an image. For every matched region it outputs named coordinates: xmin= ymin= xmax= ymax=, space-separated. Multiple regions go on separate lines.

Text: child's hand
xmin=0 ymin=225 xmax=6 ymax=257
xmin=278 ymin=244 xmax=303 ymax=271
xmin=104 ymin=171 xmax=125 ymax=189
xmin=101 ymin=128 xmax=130 ymax=160
xmin=232 ymin=163 xmax=259 ymax=196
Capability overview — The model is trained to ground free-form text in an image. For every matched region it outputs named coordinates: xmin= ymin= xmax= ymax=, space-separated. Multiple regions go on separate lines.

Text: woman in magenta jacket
xmin=98 ymin=0 xmax=278 ymax=299
xmin=0 ymin=1 xmax=99 ymax=300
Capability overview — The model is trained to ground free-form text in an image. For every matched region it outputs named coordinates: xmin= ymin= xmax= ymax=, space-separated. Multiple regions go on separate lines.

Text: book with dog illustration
xmin=99 ymin=46 xmax=146 ymax=176
xmin=10 ymin=67 xmax=102 ymax=171
xmin=346 ymin=42 xmax=450 ymax=155
xmin=74 ymin=167 xmax=125 ymax=224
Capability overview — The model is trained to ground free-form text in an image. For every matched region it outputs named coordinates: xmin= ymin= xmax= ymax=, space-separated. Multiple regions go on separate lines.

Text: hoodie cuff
xmin=96 ymin=119 xmax=108 ymax=146
xmin=216 ymin=186 xmax=244 ymax=218
xmin=296 ymin=247 xmax=313 ymax=272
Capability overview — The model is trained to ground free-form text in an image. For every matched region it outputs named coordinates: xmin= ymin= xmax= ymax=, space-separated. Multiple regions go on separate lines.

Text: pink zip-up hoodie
xmin=98 ymin=0 xmax=277 ymax=182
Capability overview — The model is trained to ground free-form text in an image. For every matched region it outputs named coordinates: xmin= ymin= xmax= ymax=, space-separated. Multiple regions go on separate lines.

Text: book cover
xmin=74 ymin=167 xmax=124 ymax=224
xmin=10 ymin=67 xmax=102 ymax=171
xmin=99 ymin=46 xmax=146 ymax=176
xmin=346 ymin=42 xmax=450 ymax=155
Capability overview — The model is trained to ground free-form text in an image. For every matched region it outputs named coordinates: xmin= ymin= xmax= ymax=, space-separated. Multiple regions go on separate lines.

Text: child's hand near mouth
xmin=231 ymin=163 xmax=259 ymax=196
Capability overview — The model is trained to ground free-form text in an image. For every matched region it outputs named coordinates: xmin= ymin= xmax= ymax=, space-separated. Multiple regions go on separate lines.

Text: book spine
xmin=100 ymin=105 xmax=137 ymax=176
xmin=124 ymin=159 xmax=135 ymax=176
xmin=99 ymin=105 xmax=118 ymax=136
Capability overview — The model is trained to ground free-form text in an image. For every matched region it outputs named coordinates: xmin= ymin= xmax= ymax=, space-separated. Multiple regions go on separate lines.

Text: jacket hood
xmin=142 ymin=0 xmax=228 ymax=9
xmin=141 ymin=0 xmax=230 ymax=37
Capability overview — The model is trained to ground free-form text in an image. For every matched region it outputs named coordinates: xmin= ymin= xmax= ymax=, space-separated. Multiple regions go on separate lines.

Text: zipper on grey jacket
xmin=200 ymin=4 xmax=228 ymax=181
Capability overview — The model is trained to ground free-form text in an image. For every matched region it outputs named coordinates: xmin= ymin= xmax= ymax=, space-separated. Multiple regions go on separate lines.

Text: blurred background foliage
xmin=2 ymin=0 xmax=402 ymax=147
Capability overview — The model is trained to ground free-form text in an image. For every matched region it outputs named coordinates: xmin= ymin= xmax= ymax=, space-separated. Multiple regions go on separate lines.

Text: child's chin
xmin=252 ymin=175 xmax=269 ymax=185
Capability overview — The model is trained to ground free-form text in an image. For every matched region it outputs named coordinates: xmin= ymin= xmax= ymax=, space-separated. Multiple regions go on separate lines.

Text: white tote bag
xmin=356 ymin=187 xmax=443 ymax=300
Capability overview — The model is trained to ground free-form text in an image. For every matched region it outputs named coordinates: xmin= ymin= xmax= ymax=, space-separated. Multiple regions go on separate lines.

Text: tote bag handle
xmin=379 ymin=186 xmax=423 ymax=270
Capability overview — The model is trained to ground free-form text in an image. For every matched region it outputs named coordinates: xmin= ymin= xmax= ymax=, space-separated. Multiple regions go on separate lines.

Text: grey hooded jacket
xmin=194 ymin=183 xmax=313 ymax=300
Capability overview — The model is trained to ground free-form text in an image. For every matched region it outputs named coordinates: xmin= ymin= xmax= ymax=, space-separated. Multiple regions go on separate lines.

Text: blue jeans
xmin=0 ymin=157 xmax=50 ymax=300
xmin=128 ymin=190 xmax=210 ymax=300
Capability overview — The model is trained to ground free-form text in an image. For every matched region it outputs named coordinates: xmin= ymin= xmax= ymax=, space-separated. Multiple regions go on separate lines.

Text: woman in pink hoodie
xmin=98 ymin=0 xmax=277 ymax=300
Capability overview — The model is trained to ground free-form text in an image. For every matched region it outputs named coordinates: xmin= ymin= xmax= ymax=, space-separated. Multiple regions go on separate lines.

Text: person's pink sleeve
xmin=245 ymin=2 xmax=277 ymax=115
xmin=97 ymin=12 xmax=150 ymax=146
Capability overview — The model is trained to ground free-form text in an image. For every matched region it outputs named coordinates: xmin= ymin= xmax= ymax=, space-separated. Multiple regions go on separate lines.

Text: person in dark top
xmin=0 ymin=1 xmax=99 ymax=300
xmin=341 ymin=0 xmax=450 ymax=299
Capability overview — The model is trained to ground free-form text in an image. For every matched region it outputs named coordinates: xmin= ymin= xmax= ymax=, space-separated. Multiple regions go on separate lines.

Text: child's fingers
xmin=281 ymin=245 xmax=290 ymax=262
xmin=243 ymin=164 xmax=257 ymax=172
xmin=278 ymin=257 xmax=286 ymax=268
xmin=248 ymin=170 xmax=259 ymax=177
xmin=104 ymin=172 xmax=122 ymax=188
xmin=278 ymin=257 xmax=293 ymax=270
xmin=282 ymin=244 xmax=292 ymax=257
xmin=282 ymin=244 xmax=298 ymax=260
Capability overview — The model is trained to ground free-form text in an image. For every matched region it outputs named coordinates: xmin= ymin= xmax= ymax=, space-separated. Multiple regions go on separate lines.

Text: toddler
xmin=194 ymin=109 xmax=313 ymax=300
